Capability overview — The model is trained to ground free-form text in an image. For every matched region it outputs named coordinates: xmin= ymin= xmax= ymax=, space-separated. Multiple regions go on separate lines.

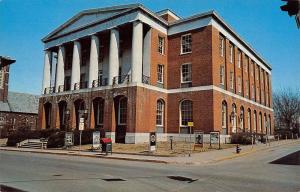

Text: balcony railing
xmin=113 ymin=74 xmax=131 ymax=85
xmin=44 ymin=87 xmax=55 ymax=94
xmin=58 ymin=85 xmax=64 ymax=93
xmin=79 ymin=81 xmax=88 ymax=89
xmin=142 ymin=75 xmax=150 ymax=84
xmin=92 ymin=78 xmax=108 ymax=88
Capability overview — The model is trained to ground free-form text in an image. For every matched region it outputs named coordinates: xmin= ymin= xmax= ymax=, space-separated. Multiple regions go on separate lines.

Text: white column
xmin=42 ymin=50 xmax=51 ymax=94
xmin=55 ymin=46 xmax=65 ymax=93
xmin=88 ymin=35 xmax=99 ymax=88
xmin=131 ymin=21 xmax=143 ymax=83
xmin=142 ymin=28 xmax=151 ymax=77
xmin=71 ymin=41 xmax=81 ymax=90
xmin=108 ymin=28 xmax=120 ymax=85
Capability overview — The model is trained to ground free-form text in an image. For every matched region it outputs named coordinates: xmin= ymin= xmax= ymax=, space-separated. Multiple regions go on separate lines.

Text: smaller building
xmin=0 ymin=56 xmax=39 ymax=136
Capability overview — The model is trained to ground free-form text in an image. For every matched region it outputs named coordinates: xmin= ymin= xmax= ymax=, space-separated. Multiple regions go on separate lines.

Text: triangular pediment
xmin=43 ymin=4 xmax=140 ymax=41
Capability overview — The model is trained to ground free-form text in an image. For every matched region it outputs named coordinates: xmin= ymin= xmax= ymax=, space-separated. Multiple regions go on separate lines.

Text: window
xmin=238 ymin=76 xmax=242 ymax=93
xmin=256 ymin=87 xmax=260 ymax=101
xmin=230 ymin=71 xmax=234 ymax=90
xmin=157 ymin=64 xmax=164 ymax=83
xmin=181 ymin=34 xmax=192 ymax=54
xmin=156 ymin=100 xmax=164 ymax=126
xmin=219 ymin=35 xmax=224 ymax=57
xmin=246 ymin=80 xmax=249 ymax=97
xmin=180 ymin=100 xmax=193 ymax=126
xmin=181 ymin=64 xmax=192 ymax=83
xmin=253 ymin=112 xmax=257 ymax=132
xmin=220 ymin=66 xmax=225 ymax=85
xmin=244 ymin=57 xmax=248 ymax=73
xmin=238 ymin=51 xmax=241 ymax=68
xmin=0 ymin=69 xmax=3 ymax=88
xmin=229 ymin=44 xmax=234 ymax=63
xmin=251 ymin=62 xmax=254 ymax=76
xmin=118 ymin=97 xmax=127 ymax=125
xmin=256 ymin=67 xmax=259 ymax=80
xmin=232 ymin=104 xmax=237 ymax=133
xmin=240 ymin=107 xmax=244 ymax=132
xmin=94 ymin=99 xmax=104 ymax=126
xmin=259 ymin=113 xmax=262 ymax=133
xmin=262 ymin=90 xmax=264 ymax=104
xmin=247 ymin=110 xmax=251 ymax=132
xmin=158 ymin=36 xmax=164 ymax=55
xmin=222 ymin=101 xmax=227 ymax=134
xmin=251 ymin=84 xmax=255 ymax=99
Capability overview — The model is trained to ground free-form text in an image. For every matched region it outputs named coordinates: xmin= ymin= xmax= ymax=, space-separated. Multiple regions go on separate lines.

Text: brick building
xmin=0 ymin=56 xmax=39 ymax=134
xmin=38 ymin=4 xmax=273 ymax=143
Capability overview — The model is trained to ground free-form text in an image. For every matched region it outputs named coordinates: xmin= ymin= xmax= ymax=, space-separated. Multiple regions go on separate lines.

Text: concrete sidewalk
xmin=1 ymin=139 xmax=299 ymax=165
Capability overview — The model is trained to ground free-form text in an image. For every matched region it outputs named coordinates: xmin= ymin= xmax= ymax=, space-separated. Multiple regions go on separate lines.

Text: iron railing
xmin=44 ymin=87 xmax=55 ymax=94
xmin=113 ymin=74 xmax=131 ymax=85
xmin=92 ymin=78 xmax=108 ymax=88
xmin=142 ymin=75 xmax=150 ymax=84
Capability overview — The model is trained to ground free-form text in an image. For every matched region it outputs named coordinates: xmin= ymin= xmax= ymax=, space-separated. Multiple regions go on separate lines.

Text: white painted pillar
xmin=108 ymin=28 xmax=120 ymax=85
xmin=71 ymin=41 xmax=81 ymax=90
xmin=55 ymin=46 xmax=65 ymax=93
xmin=131 ymin=21 xmax=143 ymax=83
xmin=88 ymin=35 xmax=99 ymax=88
xmin=42 ymin=50 xmax=51 ymax=94
xmin=142 ymin=28 xmax=151 ymax=77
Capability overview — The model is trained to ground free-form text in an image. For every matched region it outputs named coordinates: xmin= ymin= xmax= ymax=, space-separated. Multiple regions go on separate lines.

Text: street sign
xmin=93 ymin=131 xmax=101 ymax=149
xmin=149 ymin=132 xmax=156 ymax=151
xmin=65 ymin=132 xmax=74 ymax=147
xmin=187 ymin=122 xmax=194 ymax=127
xmin=79 ymin=117 xmax=84 ymax=130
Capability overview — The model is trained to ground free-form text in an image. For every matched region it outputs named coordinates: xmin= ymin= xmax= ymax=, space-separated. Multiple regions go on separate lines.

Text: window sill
xmin=180 ymin=52 xmax=192 ymax=56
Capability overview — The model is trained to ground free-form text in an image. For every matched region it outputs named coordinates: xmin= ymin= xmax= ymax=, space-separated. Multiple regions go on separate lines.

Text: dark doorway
xmin=114 ymin=96 xmax=127 ymax=143
xmin=93 ymin=97 xmax=104 ymax=130
xmin=44 ymin=102 xmax=52 ymax=129
xmin=58 ymin=101 xmax=67 ymax=130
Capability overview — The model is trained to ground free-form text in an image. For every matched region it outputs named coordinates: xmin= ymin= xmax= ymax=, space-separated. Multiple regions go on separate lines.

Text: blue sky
xmin=0 ymin=0 xmax=299 ymax=95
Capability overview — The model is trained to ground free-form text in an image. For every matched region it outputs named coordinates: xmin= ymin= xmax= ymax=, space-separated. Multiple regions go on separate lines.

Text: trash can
xmin=101 ymin=138 xmax=112 ymax=155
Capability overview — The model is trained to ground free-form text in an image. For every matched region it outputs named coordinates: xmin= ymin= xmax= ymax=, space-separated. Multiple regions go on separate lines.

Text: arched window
xmin=253 ymin=111 xmax=257 ymax=133
xmin=240 ymin=106 xmax=244 ymax=132
xmin=247 ymin=109 xmax=251 ymax=133
xmin=259 ymin=112 xmax=262 ymax=133
xmin=93 ymin=98 xmax=104 ymax=128
xmin=268 ymin=115 xmax=271 ymax=135
xmin=222 ymin=101 xmax=227 ymax=134
xmin=232 ymin=104 xmax=237 ymax=133
xmin=264 ymin=114 xmax=267 ymax=134
xmin=180 ymin=100 xmax=193 ymax=133
xmin=118 ymin=97 xmax=127 ymax=125
xmin=156 ymin=99 xmax=164 ymax=126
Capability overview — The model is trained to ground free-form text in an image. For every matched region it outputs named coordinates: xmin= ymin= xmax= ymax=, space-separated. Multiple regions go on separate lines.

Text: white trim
xmin=181 ymin=63 xmax=192 ymax=83
xmin=156 ymin=9 xmax=181 ymax=21
xmin=42 ymin=83 xmax=273 ymax=111
xmin=180 ymin=33 xmax=192 ymax=55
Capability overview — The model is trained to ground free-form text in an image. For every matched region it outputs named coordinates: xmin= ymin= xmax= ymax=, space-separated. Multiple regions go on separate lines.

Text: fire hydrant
xmin=236 ymin=144 xmax=241 ymax=154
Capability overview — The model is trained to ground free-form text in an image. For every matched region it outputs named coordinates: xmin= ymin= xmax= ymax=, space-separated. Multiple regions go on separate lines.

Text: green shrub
xmin=47 ymin=131 xmax=66 ymax=148
xmin=231 ymin=133 xmax=253 ymax=145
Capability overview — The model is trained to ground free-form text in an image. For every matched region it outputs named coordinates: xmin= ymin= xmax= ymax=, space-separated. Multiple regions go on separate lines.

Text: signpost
xmin=79 ymin=117 xmax=84 ymax=152
xmin=92 ymin=131 xmax=101 ymax=150
xmin=149 ymin=132 xmax=156 ymax=152
xmin=187 ymin=122 xmax=194 ymax=157
xmin=210 ymin=131 xmax=220 ymax=149
xmin=65 ymin=132 xmax=74 ymax=148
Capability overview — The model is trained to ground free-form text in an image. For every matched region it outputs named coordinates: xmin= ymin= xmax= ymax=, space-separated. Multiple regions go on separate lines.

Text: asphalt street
xmin=0 ymin=142 xmax=299 ymax=192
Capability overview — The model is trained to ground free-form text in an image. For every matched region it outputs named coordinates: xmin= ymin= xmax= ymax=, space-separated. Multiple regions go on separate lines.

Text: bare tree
xmin=273 ymin=88 xmax=300 ymax=134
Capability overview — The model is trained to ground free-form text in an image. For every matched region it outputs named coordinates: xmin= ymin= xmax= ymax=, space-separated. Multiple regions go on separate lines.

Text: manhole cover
xmin=0 ymin=185 xmax=27 ymax=192
xmin=167 ymin=176 xmax=197 ymax=183
xmin=52 ymin=174 xmax=63 ymax=177
xmin=102 ymin=178 xmax=126 ymax=182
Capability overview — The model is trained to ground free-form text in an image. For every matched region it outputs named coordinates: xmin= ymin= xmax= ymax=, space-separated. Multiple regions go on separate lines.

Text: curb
xmin=0 ymin=148 xmax=168 ymax=164
xmin=211 ymin=140 xmax=300 ymax=163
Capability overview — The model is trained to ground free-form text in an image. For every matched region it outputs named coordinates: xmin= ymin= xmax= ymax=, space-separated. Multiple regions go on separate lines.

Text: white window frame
xmin=157 ymin=64 xmax=164 ymax=83
xmin=179 ymin=100 xmax=193 ymax=127
xmin=238 ymin=76 xmax=242 ymax=93
xmin=220 ymin=66 xmax=225 ymax=85
xmin=220 ymin=35 xmax=224 ymax=57
xmin=181 ymin=33 xmax=192 ymax=54
xmin=156 ymin=100 xmax=164 ymax=126
xmin=118 ymin=97 xmax=127 ymax=125
xmin=181 ymin=63 xmax=192 ymax=83
xmin=230 ymin=71 xmax=234 ymax=90
xmin=253 ymin=112 xmax=257 ymax=132
xmin=247 ymin=110 xmax=251 ymax=132
xmin=158 ymin=36 xmax=165 ymax=55
xmin=230 ymin=44 xmax=234 ymax=63
xmin=238 ymin=51 xmax=241 ymax=68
